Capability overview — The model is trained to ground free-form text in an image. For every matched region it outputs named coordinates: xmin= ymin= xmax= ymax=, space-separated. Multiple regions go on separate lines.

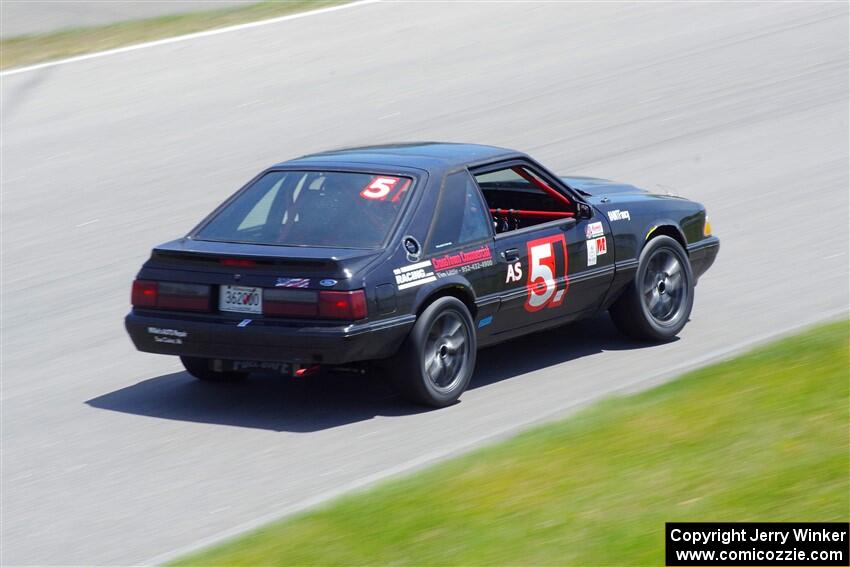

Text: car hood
xmin=560 ymin=176 xmax=650 ymax=197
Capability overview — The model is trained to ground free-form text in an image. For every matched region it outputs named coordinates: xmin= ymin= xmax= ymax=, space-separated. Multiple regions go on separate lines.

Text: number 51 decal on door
xmin=525 ymin=234 xmax=569 ymax=312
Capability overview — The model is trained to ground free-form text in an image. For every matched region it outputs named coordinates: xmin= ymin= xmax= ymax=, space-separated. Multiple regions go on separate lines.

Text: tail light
xmin=157 ymin=282 xmax=211 ymax=311
xmin=263 ymin=289 xmax=320 ymax=317
xmin=263 ymin=289 xmax=367 ymax=320
xmin=318 ymin=290 xmax=367 ymax=320
xmin=131 ymin=280 xmax=158 ymax=307
xmin=131 ymin=280 xmax=211 ymax=312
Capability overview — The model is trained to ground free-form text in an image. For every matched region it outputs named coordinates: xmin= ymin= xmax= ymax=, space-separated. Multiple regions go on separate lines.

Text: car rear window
xmin=195 ymin=171 xmax=414 ymax=248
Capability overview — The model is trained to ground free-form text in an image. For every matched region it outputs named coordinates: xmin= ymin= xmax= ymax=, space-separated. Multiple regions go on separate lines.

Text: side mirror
xmin=576 ymin=203 xmax=593 ymax=220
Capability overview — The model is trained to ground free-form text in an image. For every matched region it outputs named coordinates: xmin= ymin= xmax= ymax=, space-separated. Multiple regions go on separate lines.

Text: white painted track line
xmin=0 ymin=0 xmax=379 ymax=77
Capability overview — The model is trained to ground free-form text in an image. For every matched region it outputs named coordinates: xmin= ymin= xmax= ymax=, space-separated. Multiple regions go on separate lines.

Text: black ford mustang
xmin=126 ymin=143 xmax=719 ymax=406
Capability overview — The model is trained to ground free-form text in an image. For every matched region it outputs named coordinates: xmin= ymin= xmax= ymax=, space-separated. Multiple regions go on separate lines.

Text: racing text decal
xmin=393 ymin=260 xmax=436 ymax=290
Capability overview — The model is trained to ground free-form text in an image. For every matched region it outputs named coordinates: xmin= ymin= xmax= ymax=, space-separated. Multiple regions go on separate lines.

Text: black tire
xmin=609 ymin=235 xmax=694 ymax=341
xmin=180 ymin=356 xmax=249 ymax=383
xmin=395 ymin=297 xmax=477 ymax=407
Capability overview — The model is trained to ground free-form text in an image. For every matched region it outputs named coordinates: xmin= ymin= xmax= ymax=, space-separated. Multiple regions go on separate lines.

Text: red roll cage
xmin=487 ymin=166 xmax=575 ymax=220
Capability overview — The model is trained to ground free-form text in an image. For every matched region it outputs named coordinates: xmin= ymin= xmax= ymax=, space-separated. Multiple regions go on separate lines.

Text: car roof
xmin=277 ymin=142 xmax=524 ymax=171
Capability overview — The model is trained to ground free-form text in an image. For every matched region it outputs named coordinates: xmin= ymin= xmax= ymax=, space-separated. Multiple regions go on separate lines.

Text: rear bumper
xmin=125 ymin=311 xmax=414 ymax=365
xmin=688 ymin=236 xmax=720 ymax=282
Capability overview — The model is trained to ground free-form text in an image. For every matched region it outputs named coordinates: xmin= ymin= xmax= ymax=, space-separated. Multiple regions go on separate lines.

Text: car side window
xmin=473 ymin=164 xmax=575 ymax=234
xmin=428 ymin=171 xmax=493 ymax=252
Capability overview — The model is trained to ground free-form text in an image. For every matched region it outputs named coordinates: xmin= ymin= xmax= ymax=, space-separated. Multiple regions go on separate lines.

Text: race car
xmin=125 ymin=143 xmax=719 ymax=406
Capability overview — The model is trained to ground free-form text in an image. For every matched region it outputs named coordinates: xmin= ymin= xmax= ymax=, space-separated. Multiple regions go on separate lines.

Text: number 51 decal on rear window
xmin=525 ymin=234 xmax=569 ymax=312
xmin=360 ymin=176 xmax=411 ymax=202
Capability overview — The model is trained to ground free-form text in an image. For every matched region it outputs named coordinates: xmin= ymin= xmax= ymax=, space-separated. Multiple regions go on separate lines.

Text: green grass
xmin=0 ymin=1 xmax=345 ymax=70
xmin=175 ymin=321 xmax=850 ymax=566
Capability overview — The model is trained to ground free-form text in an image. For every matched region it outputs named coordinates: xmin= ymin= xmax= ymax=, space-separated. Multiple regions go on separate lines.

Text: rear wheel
xmin=395 ymin=297 xmax=476 ymax=407
xmin=610 ymin=235 xmax=694 ymax=341
xmin=180 ymin=356 xmax=249 ymax=382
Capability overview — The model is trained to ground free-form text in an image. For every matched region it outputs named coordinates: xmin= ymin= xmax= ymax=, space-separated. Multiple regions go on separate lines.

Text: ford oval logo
xmin=319 ymin=279 xmax=337 ymax=287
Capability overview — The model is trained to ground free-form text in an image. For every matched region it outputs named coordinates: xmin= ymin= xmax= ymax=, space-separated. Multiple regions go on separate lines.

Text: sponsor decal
xmin=431 ymin=245 xmax=494 ymax=277
xmin=237 ymin=319 xmax=252 ymax=327
xmin=505 ymin=261 xmax=523 ymax=283
xmin=319 ymin=279 xmax=338 ymax=287
xmin=587 ymin=239 xmax=598 ymax=266
xmin=525 ymin=234 xmax=569 ymax=312
xmin=585 ymin=221 xmax=604 ymax=239
xmin=587 ymin=236 xmax=608 ymax=267
xmin=607 ymin=209 xmax=631 ymax=221
xmin=275 ymin=277 xmax=310 ymax=288
xmin=596 ymin=235 xmax=607 ymax=255
xmin=393 ymin=260 xmax=436 ymax=290
xmin=477 ymin=315 xmax=493 ymax=328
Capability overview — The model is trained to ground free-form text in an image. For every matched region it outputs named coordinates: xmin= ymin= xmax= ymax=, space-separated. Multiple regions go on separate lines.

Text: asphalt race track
xmin=2 ymin=2 xmax=848 ymax=564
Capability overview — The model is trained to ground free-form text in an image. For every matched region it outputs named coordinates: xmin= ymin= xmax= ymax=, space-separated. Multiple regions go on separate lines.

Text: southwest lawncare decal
xmin=393 ymin=260 xmax=436 ymax=290
xmin=147 ymin=326 xmax=187 ymax=345
xmin=431 ymin=245 xmax=494 ymax=277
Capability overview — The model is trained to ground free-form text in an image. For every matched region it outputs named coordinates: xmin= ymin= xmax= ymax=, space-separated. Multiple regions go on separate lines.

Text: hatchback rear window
xmin=195 ymin=171 xmax=414 ymax=248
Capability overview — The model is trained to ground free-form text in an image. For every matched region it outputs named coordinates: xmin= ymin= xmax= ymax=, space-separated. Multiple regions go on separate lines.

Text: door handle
xmin=501 ymin=248 xmax=519 ymax=262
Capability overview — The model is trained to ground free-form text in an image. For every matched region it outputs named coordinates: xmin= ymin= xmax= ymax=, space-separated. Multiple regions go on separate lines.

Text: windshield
xmin=195 ymin=171 xmax=414 ymax=248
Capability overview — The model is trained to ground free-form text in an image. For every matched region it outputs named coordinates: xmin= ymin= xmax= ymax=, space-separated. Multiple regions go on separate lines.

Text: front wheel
xmin=395 ymin=297 xmax=477 ymax=407
xmin=180 ymin=356 xmax=249 ymax=382
xmin=609 ymin=235 xmax=694 ymax=341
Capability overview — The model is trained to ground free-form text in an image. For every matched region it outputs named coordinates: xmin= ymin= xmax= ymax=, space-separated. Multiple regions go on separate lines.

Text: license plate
xmin=219 ymin=285 xmax=262 ymax=314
